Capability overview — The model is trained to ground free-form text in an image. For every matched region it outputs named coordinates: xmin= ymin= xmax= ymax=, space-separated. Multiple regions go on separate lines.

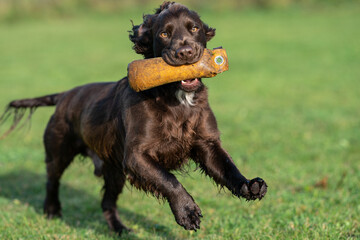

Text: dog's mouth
xmin=180 ymin=78 xmax=201 ymax=92
xmin=161 ymin=46 xmax=203 ymax=66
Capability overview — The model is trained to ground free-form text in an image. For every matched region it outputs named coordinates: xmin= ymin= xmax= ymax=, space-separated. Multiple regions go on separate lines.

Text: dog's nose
xmin=175 ymin=46 xmax=194 ymax=60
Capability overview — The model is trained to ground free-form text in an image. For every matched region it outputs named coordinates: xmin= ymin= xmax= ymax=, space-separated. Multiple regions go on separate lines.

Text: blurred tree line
xmin=0 ymin=0 xmax=358 ymax=21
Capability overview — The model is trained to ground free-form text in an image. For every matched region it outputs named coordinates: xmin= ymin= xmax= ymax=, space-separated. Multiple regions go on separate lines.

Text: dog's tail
xmin=0 ymin=93 xmax=61 ymax=139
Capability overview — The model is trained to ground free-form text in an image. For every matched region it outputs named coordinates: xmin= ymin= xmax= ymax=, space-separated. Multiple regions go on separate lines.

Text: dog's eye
xmin=191 ymin=26 xmax=199 ymax=32
xmin=160 ymin=32 xmax=169 ymax=38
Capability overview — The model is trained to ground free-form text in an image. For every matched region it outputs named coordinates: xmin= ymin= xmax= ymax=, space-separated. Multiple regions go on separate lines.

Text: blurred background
xmin=0 ymin=0 xmax=359 ymax=21
xmin=0 ymin=0 xmax=359 ymax=239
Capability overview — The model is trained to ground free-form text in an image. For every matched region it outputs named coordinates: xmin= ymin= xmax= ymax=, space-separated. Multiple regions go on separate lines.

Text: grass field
xmin=0 ymin=3 xmax=360 ymax=240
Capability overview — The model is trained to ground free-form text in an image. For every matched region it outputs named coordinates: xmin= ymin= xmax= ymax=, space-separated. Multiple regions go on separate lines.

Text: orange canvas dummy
xmin=128 ymin=48 xmax=229 ymax=92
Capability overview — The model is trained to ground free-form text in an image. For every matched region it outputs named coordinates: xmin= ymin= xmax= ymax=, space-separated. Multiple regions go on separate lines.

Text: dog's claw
xmin=172 ymin=199 xmax=202 ymax=231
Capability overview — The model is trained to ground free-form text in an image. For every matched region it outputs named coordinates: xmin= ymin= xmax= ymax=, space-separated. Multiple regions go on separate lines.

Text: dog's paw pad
xmin=240 ymin=177 xmax=267 ymax=201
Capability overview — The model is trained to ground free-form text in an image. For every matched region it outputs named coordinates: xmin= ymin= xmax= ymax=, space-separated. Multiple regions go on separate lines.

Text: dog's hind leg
xmin=86 ymin=149 xmax=103 ymax=177
xmin=101 ymin=161 xmax=129 ymax=235
xmin=43 ymin=115 xmax=80 ymax=218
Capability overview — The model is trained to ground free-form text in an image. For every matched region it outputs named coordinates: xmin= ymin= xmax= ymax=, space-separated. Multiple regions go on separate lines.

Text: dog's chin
xmin=179 ymin=78 xmax=202 ymax=92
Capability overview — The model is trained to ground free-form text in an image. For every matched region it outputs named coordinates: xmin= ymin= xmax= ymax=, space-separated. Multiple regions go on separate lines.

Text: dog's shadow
xmin=0 ymin=170 xmax=177 ymax=240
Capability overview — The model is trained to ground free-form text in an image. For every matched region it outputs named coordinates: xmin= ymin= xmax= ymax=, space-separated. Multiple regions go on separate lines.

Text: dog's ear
xmin=129 ymin=15 xmax=155 ymax=58
xmin=203 ymin=23 xmax=216 ymax=42
xmin=130 ymin=2 xmax=176 ymax=58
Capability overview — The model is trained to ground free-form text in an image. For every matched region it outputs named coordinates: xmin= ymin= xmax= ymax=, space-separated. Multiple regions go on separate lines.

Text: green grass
xmin=0 ymin=4 xmax=360 ymax=240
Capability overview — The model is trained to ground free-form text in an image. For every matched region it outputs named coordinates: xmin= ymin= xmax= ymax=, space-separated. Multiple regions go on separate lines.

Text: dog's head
xmin=129 ymin=2 xmax=216 ymax=93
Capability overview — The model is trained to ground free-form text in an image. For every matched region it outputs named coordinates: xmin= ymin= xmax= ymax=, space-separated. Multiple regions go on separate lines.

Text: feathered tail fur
xmin=0 ymin=93 xmax=60 ymax=139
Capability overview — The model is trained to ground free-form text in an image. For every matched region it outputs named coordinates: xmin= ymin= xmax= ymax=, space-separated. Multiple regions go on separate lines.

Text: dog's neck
xmin=144 ymin=84 xmax=198 ymax=107
xmin=175 ymin=90 xmax=195 ymax=107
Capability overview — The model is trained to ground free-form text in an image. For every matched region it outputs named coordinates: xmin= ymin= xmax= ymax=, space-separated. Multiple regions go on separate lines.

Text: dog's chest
xmin=147 ymin=109 xmax=199 ymax=170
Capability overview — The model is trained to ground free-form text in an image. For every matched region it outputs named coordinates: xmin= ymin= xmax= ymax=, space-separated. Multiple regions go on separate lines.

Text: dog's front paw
xmin=171 ymin=198 xmax=202 ymax=231
xmin=240 ymin=177 xmax=267 ymax=200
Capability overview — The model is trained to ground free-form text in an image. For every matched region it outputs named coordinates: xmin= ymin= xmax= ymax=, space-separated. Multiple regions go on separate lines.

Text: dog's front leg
xmin=191 ymin=140 xmax=267 ymax=200
xmin=124 ymin=150 xmax=202 ymax=231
